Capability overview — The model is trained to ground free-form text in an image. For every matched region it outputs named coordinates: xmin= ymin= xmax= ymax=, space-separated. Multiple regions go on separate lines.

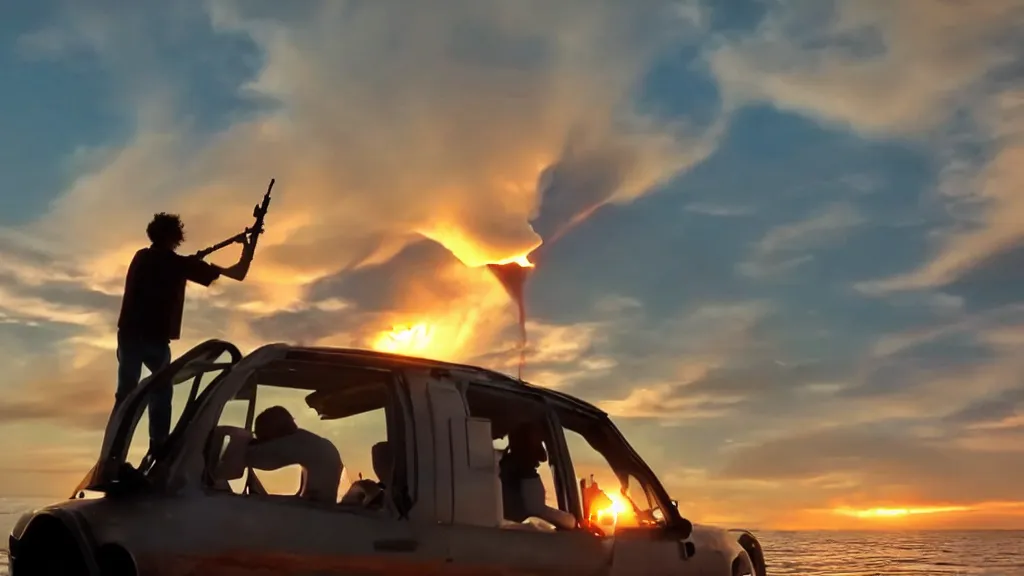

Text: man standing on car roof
xmin=115 ymin=212 xmax=255 ymax=451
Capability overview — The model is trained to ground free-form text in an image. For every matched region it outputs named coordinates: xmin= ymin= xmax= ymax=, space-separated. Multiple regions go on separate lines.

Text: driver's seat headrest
xmin=371 ymin=441 xmax=393 ymax=485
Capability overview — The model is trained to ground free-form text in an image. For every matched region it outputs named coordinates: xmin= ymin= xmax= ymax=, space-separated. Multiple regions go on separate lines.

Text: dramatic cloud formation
xmin=709 ymin=0 xmax=1024 ymax=292
xmin=0 ymin=0 xmax=1022 ymax=530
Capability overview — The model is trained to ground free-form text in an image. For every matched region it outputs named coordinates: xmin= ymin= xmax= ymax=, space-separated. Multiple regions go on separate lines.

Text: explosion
xmin=372 ymin=323 xmax=436 ymax=355
xmin=367 ymin=245 xmax=538 ymax=375
xmin=366 ymin=220 xmax=541 ymax=371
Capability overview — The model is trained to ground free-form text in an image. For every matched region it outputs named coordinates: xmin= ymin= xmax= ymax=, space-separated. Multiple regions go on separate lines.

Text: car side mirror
xmin=683 ymin=541 xmax=696 ymax=558
xmin=663 ymin=517 xmax=693 ymax=541
xmin=672 ymin=535 xmax=697 ymax=560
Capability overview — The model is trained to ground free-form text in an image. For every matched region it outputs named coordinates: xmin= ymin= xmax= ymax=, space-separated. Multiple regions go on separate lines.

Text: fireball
xmin=372 ymin=322 xmax=435 ymax=355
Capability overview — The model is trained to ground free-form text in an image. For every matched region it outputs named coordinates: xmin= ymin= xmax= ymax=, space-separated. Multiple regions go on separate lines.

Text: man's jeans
xmin=115 ymin=332 xmax=172 ymax=450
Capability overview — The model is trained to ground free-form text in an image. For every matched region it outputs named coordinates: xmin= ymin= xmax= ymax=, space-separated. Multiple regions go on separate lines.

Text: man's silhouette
xmin=116 ymin=212 xmax=254 ymax=450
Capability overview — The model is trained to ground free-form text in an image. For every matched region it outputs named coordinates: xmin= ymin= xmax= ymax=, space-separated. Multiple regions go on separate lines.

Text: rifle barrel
xmin=195 ymin=177 xmax=274 ymax=259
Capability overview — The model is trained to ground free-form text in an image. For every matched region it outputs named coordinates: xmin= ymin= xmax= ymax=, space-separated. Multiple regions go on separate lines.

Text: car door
xmin=442 ymin=393 xmax=613 ymax=575
xmin=447 ymin=523 xmax=612 ymax=576
xmin=609 ymin=528 xmax=701 ymax=576
xmin=174 ymin=492 xmax=451 ymax=575
xmin=174 ymin=354 xmax=452 ymax=575
xmin=74 ymin=339 xmax=243 ymax=495
xmin=139 ymin=349 xmax=451 ymax=576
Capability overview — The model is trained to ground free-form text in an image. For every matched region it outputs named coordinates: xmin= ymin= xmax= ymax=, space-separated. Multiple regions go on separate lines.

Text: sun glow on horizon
xmin=833 ymin=505 xmax=972 ymax=519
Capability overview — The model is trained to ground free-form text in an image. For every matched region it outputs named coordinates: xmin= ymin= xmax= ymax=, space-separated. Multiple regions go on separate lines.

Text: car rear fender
xmin=10 ymin=508 xmax=101 ymax=576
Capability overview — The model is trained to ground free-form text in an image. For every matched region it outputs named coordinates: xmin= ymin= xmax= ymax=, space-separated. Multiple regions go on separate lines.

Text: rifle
xmin=194 ymin=178 xmax=275 ymax=260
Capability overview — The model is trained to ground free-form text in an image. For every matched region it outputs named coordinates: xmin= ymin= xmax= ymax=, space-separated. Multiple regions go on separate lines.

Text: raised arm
xmin=213 ymin=236 xmax=256 ymax=282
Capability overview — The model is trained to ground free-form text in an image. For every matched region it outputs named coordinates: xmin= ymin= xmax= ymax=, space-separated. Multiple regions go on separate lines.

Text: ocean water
xmin=757 ymin=531 xmax=1024 ymax=575
xmin=1 ymin=497 xmax=1021 ymax=575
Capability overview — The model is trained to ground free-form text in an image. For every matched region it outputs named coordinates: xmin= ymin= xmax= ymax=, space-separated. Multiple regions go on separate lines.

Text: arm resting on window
xmin=521 ymin=476 xmax=578 ymax=530
xmin=246 ymin=437 xmax=301 ymax=471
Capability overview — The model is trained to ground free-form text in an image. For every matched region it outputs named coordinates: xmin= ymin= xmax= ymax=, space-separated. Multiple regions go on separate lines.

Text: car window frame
xmin=196 ymin=360 xmax=417 ymax=517
xmin=548 ymin=406 xmax=689 ymax=535
xmin=458 ymin=380 xmax=583 ymax=527
xmin=77 ymin=339 xmax=244 ymax=495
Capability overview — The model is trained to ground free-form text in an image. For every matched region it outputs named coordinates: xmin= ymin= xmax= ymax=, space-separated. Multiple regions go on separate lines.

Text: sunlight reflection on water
xmin=758 ymin=531 xmax=1024 ymax=576
xmin=1 ymin=498 xmax=1021 ymax=575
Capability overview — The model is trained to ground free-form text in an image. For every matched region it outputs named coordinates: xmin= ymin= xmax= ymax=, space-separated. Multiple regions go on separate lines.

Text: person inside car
xmin=498 ymin=422 xmax=577 ymax=530
xmin=245 ymin=405 xmax=343 ymax=504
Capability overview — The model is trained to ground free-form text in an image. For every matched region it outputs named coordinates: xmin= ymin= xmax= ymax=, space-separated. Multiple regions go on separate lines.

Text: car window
xmin=624 ymin=473 xmax=666 ymax=527
xmin=205 ymin=375 xmax=393 ymax=507
xmin=561 ymin=428 xmax=664 ymax=533
xmin=492 ymin=435 xmax=559 ymax=509
xmin=464 ymin=386 xmax=575 ymax=529
xmin=215 ymin=394 xmax=252 ymax=493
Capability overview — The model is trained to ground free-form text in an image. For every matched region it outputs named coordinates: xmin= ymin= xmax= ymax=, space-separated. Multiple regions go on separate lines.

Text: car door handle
xmin=373 ymin=538 xmax=419 ymax=552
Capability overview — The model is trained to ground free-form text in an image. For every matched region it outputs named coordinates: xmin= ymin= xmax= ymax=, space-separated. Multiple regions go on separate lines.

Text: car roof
xmin=257 ymin=343 xmax=607 ymax=418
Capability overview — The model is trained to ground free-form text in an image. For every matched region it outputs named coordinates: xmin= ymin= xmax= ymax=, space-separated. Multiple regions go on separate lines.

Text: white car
xmin=8 ymin=339 xmax=767 ymax=575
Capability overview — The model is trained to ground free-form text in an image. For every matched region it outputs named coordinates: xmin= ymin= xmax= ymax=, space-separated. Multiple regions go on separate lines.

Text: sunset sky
xmin=1 ymin=0 xmax=1022 ymax=531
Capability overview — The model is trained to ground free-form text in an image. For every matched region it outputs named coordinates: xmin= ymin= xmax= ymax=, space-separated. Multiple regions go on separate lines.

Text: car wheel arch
xmin=13 ymin=513 xmax=94 ymax=576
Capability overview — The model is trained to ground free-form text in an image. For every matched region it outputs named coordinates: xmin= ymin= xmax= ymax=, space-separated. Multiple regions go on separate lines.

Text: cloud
xmin=737 ymin=202 xmax=863 ymax=279
xmin=5 ymin=0 xmax=1023 ymax=529
xmin=856 ymin=90 xmax=1024 ymax=292
xmin=717 ymin=425 xmax=1024 ymax=505
xmin=0 ymin=0 xmax=727 ymax=446
xmin=773 ymin=306 xmax=1024 ymax=436
xmin=2 ymin=0 xmax=727 ymax=349
xmin=598 ymin=377 xmax=746 ymax=421
xmin=868 ymin=303 xmax=1024 ymax=358
xmin=0 ymin=442 xmax=101 ymax=498
xmin=587 ymin=301 xmax=776 ymax=418
xmin=709 ymin=0 xmax=1024 ymax=292
xmin=0 ymin=279 xmax=109 ymax=328
xmin=707 ymin=0 xmax=1021 ymax=136
xmin=0 ymin=346 xmax=115 ymax=431
xmin=469 ymin=319 xmax=617 ymax=388
xmin=683 ymin=202 xmax=754 ymax=217
xmin=946 ymin=387 xmax=1024 ymax=433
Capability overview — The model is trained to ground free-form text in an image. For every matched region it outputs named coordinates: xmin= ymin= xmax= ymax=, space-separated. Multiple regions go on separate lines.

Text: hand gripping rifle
xmin=193 ymin=178 xmax=275 ymax=260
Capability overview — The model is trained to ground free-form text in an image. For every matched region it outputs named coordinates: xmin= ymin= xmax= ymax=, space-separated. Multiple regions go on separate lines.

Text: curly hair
xmin=146 ymin=212 xmax=186 ymax=248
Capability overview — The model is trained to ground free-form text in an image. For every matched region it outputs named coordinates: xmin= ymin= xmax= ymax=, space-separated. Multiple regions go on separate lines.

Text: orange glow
xmin=416 ymin=223 xmax=541 ymax=269
xmin=492 ymin=253 xmax=535 ymax=268
xmin=589 ymin=489 xmax=639 ymax=530
xmin=372 ymin=322 xmax=436 ymax=355
xmin=768 ymin=500 xmax=1024 ymax=530
xmin=834 ymin=505 xmax=971 ymax=519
